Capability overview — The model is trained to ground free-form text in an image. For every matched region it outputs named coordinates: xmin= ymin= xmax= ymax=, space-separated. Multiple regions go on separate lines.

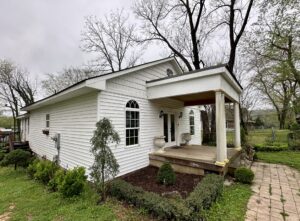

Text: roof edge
xmin=21 ymin=56 xmax=179 ymax=111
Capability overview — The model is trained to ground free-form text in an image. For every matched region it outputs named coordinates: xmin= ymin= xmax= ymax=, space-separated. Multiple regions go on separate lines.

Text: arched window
xmin=126 ymin=100 xmax=139 ymax=146
xmin=189 ymin=110 xmax=195 ymax=135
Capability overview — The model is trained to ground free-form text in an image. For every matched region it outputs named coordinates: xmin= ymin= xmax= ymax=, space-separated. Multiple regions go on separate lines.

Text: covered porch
xmin=146 ymin=64 xmax=243 ymax=174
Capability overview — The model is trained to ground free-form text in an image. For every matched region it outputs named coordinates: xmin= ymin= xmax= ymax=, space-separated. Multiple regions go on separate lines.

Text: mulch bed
xmin=122 ymin=166 xmax=202 ymax=198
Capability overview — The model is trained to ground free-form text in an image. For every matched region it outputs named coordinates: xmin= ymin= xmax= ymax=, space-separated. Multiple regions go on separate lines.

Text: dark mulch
xmin=122 ymin=166 xmax=202 ymax=198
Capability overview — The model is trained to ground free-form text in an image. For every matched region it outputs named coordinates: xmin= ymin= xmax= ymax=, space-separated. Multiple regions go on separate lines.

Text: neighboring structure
xmin=21 ymin=57 xmax=242 ymax=176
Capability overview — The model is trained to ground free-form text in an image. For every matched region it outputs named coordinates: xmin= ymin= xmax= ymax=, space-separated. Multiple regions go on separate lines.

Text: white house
xmin=20 ymin=57 xmax=242 ymax=176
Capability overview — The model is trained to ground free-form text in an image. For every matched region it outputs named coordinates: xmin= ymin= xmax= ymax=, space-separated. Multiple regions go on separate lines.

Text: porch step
xmin=149 ymin=153 xmax=224 ymax=175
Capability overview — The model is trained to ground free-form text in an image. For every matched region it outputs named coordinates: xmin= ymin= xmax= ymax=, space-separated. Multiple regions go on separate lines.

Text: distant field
xmin=227 ymin=129 xmax=290 ymax=146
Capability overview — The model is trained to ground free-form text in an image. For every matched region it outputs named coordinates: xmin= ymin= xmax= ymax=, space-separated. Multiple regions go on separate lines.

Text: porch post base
xmin=215 ymin=159 xmax=229 ymax=167
xmin=235 ymin=146 xmax=242 ymax=151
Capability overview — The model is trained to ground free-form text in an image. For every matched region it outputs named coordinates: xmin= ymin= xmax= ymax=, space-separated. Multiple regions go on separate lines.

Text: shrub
xmin=48 ymin=168 xmax=66 ymax=191
xmin=234 ymin=167 xmax=254 ymax=184
xmin=27 ymin=158 xmax=40 ymax=179
xmin=254 ymin=143 xmax=288 ymax=152
xmin=288 ymin=131 xmax=300 ymax=151
xmin=109 ymin=175 xmax=224 ymax=220
xmin=109 ymin=179 xmax=193 ymax=220
xmin=253 ymin=152 xmax=258 ymax=161
xmin=290 ymin=123 xmax=300 ymax=131
xmin=0 ymin=149 xmax=31 ymax=170
xmin=34 ymin=160 xmax=59 ymax=184
xmin=0 ymin=152 xmax=5 ymax=162
xmin=156 ymin=163 xmax=176 ymax=186
xmin=59 ymin=167 xmax=87 ymax=197
xmin=186 ymin=174 xmax=224 ymax=212
xmin=241 ymin=127 xmax=247 ymax=145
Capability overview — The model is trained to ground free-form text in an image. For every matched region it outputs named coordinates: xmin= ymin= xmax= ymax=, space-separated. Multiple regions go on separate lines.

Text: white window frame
xmin=46 ymin=114 xmax=50 ymax=128
xmin=125 ymin=100 xmax=140 ymax=147
xmin=189 ymin=110 xmax=195 ymax=135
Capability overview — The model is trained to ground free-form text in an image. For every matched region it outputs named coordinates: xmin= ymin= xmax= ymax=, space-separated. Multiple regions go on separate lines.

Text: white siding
xmin=98 ymin=63 xmax=202 ymax=176
xmin=178 ymin=106 xmax=202 ymax=145
xmin=28 ymin=92 xmax=97 ymax=170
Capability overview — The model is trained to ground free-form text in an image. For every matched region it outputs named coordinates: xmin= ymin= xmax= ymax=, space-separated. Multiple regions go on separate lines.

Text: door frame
xmin=163 ymin=112 xmax=177 ymax=147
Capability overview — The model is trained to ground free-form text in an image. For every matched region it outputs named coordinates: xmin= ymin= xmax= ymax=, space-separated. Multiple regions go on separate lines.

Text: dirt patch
xmin=122 ymin=166 xmax=202 ymax=198
xmin=0 ymin=203 xmax=15 ymax=221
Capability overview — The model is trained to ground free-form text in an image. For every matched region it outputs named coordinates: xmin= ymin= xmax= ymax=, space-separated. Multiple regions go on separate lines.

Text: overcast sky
xmin=0 ymin=0 xmax=160 ymax=79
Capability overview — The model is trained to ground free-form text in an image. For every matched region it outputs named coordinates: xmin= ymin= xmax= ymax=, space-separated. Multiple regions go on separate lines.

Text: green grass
xmin=0 ymin=167 xmax=152 ymax=221
xmin=227 ymin=129 xmax=290 ymax=146
xmin=248 ymin=129 xmax=290 ymax=146
xmin=256 ymin=151 xmax=300 ymax=171
xmin=204 ymin=184 xmax=252 ymax=221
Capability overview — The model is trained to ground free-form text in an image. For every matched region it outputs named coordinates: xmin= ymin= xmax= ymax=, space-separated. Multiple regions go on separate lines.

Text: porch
xmin=147 ymin=64 xmax=243 ymax=170
xmin=149 ymin=145 xmax=241 ymax=176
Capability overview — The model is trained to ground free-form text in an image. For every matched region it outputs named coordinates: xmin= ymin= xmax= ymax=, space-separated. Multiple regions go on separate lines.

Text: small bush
xmin=34 ymin=160 xmax=59 ymax=184
xmin=27 ymin=158 xmax=40 ymax=179
xmin=0 ymin=152 xmax=5 ymax=162
xmin=288 ymin=131 xmax=300 ymax=151
xmin=48 ymin=168 xmax=66 ymax=191
xmin=234 ymin=167 xmax=254 ymax=184
xmin=186 ymin=174 xmax=224 ymax=212
xmin=59 ymin=167 xmax=87 ymax=197
xmin=254 ymin=143 xmax=288 ymax=152
xmin=0 ymin=149 xmax=31 ymax=170
xmin=253 ymin=152 xmax=258 ymax=161
xmin=156 ymin=163 xmax=176 ymax=186
xmin=109 ymin=179 xmax=193 ymax=220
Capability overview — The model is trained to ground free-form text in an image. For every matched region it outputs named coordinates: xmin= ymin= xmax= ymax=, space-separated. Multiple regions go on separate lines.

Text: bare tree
xmin=210 ymin=0 xmax=254 ymax=72
xmin=42 ymin=67 xmax=97 ymax=95
xmin=252 ymin=62 xmax=297 ymax=129
xmin=134 ymin=0 xmax=210 ymax=71
xmin=0 ymin=60 xmax=37 ymax=138
xmin=81 ymin=9 xmax=142 ymax=72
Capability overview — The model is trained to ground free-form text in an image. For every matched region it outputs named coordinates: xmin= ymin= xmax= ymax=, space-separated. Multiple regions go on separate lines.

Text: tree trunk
xmin=210 ymin=105 xmax=216 ymax=142
xmin=239 ymin=104 xmax=248 ymax=135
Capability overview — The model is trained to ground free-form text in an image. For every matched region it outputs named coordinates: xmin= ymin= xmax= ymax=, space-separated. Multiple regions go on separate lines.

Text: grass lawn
xmin=256 ymin=151 xmax=300 ymax=171
xmin=227 ymin=129 xmax=290 ymax=146
xmin=204 ymin=184 xmax=252 ymax=221
xmin=248 ymin=129 xmax=290 ymax=145
xmin=0 ymin=167 xmax=152 ymax=221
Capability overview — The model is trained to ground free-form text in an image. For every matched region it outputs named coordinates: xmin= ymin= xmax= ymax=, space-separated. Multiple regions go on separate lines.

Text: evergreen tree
xmin=90 ymin=118 xmax=120 ymax=203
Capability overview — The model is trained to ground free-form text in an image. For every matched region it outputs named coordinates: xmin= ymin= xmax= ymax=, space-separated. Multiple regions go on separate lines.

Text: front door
xmin=163 ymin=113 xmax=176 ymax=147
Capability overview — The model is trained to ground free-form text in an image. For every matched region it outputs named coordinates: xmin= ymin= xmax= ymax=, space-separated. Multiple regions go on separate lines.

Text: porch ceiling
xmin=173 ymin=91 xmax=232 ymax=106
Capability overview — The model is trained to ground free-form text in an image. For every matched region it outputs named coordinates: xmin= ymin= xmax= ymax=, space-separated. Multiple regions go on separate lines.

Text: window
xmin=189 ymin=110 xmax=195 ymax=135
xmin=126 ymin=100 xmax=139 ymax=146
xmin=46 ymin=114 xmax=50 ymax=128
xmin=166 ymin=68 xmax=173 ymax=77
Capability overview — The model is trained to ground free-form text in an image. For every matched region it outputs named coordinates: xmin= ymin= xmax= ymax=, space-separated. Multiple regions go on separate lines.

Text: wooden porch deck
xmin=149 ymin=145 xmax=241 ymax=176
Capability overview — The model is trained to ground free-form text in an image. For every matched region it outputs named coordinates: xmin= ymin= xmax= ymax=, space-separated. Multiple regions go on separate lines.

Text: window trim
xmin=125 ymin=100 xmax=140 ymax=147
xmin=189 ymin=110 xmax=195 ymax=135
xmin=45 ymin=114 xmax=50 ymax=128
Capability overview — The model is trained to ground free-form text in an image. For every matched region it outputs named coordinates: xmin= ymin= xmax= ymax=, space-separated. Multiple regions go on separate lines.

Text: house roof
xmin=22 ymin=57 xmax=182 ymax=111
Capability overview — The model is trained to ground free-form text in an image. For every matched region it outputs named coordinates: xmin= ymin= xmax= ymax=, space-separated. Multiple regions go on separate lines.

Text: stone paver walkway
xmin=246 ymin=162 xmax=300 ymax=221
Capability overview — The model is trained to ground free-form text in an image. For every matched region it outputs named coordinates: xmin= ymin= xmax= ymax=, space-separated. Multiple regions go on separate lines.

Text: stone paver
xmin=245 ymin=162 xmax=300 ymax=221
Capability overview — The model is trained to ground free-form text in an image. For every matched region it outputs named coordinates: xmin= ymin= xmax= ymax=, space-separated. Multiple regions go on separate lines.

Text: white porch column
xmin=215 ymin=91 xmax=228 ymax=166
xmin=234 ymin=102 xmax=241 ymax=149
